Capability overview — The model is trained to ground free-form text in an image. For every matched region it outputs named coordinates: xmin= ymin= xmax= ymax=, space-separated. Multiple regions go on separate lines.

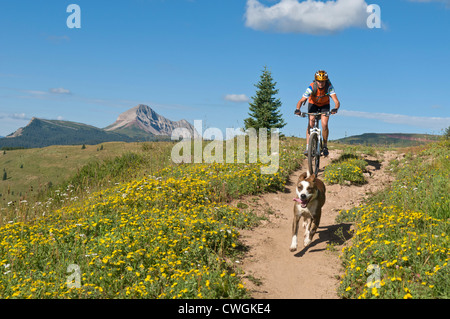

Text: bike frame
xmin=296 ymin=112 xmax=331 ymax=176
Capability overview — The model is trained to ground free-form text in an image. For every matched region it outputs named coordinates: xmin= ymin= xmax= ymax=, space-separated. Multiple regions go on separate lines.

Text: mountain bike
xmin=296 ymin=111 xmax=331 ymax=176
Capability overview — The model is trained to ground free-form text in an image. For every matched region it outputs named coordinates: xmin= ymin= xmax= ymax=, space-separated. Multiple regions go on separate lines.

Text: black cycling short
xmin=308 ymin=103 xmax=330 ymax=113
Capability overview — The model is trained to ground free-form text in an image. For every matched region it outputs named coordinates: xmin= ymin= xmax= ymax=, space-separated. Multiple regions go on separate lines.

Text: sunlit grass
xmin=0 ymin=137 xmax=304 ymax=298
xmin=337 ymin=140 xmax=450 ymax=299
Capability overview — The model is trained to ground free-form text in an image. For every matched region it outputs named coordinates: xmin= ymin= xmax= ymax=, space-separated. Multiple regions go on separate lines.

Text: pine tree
xmin=244 ymin=66 xmax=286 ymax=132
xmin=2 ymin=169 xmax=7 ymax=181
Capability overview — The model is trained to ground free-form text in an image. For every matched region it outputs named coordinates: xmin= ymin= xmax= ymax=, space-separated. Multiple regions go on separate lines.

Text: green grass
xmin=334 ymin=133 xmax=440 ymax=147
xmin=0 ymin=142 xmax=175 ymax=208
xmin=0 ymin=142 xmax=176 ymax=225
xmin=0 ymin=137 xmax=305 ymax=299
xmin=323 ymin=152 xmax=368 ymax=185
xmin=379 ymin=141 xmax=450 ymax=219
xmin=337 ymin=140 xmax=450 ymax=299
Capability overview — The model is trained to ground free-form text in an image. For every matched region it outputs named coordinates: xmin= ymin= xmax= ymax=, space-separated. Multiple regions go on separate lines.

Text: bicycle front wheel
xmin=308 ymin=133 xmax=320 ymax=176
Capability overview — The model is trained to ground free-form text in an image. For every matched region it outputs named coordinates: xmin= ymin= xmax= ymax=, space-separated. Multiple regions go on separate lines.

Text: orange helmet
xmin=315 ymin=70 xmax=328 ymax=81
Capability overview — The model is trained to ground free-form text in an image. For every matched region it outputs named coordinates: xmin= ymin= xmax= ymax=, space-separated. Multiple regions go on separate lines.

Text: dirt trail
xmin=237 ymin=149 xmax=400 ymax=299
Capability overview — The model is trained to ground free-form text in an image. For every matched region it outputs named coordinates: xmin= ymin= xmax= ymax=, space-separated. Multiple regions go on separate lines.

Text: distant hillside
xmin=333 ymin=133 xmax=440 ymax=147
xmin=0 ymin=118 xmax=133 ymax=149
xmin=0 ymin=105 xmax=196 ymax=149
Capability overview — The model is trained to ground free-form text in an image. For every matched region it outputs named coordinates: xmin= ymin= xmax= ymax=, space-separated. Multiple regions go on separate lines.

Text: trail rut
xmin=236 ymin=149 xmax=400 ymax=299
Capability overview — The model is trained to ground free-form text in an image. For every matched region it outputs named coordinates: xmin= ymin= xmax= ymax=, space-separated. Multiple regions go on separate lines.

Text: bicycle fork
xmin=309 ymin=128 xmax=322 ymax=156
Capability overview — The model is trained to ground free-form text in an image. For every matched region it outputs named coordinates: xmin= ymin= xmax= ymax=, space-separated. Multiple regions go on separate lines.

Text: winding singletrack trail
xmin=237 ymin=149 xmax=400 ymax=299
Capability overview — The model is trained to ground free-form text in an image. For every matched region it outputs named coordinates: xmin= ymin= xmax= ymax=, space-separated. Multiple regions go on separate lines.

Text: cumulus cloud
xmin=224 ymin=94 xmax=250 ymax=103
xmin=49 ymin=87 xmax=71 ymax=94
xmin=340 ymin=110 xmax=450 ymax=130
xmin=245 ymin=0 xmax=370 ymax=34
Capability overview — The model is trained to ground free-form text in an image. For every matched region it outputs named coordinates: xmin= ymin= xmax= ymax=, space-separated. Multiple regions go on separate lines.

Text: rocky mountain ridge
xmin=0 ymin=105 xmax=196 ymax=148
xmin=105 ymin=104 xmax=196 ymax=138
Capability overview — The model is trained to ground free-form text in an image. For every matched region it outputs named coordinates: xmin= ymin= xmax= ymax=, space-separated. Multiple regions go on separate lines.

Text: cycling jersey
xmin=303 ymin=82 xmax=336 ymax=107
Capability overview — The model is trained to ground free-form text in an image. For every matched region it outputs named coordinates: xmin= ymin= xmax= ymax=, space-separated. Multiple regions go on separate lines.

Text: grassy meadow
xmin=0 ymin=137 xmax=304 ymax=298
xmin=0 ymin=142 xmax=175 ymax=212
xmin=337 ymin=139 xmax=449 ymax=299
xmin=0 ymin=135 xmax=447 ymax=299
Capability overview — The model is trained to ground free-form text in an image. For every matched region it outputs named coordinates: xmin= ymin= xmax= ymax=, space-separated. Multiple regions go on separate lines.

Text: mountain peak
xmin=105 ymin=104 xmax=197 ymax=138
xmin=128 ymin=104 xmax=154 ymax=115
xmin=5 ymin=117 xmax=40 ymax=138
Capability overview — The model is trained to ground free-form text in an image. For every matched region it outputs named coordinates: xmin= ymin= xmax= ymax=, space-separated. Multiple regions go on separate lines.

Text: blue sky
xmin=0 ymin=0 xmax=449 ymax=139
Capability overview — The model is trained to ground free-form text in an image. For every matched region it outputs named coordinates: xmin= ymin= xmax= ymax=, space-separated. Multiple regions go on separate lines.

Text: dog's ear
xmin=307 ymin=174 xmax=316 ymax=182
xmin=298 ymin=172 xmax=308 ymax=182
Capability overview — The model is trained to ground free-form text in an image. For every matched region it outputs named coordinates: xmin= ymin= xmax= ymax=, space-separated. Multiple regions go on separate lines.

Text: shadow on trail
xmin=294 ymin=222 xmax=353 ymax=258
xmin=365 ymin=158 xmax=381 ymax=171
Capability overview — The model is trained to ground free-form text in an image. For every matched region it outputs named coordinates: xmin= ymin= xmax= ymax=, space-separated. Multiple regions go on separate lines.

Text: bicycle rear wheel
xmin=308 ymin=133 xmax=320 ymax=176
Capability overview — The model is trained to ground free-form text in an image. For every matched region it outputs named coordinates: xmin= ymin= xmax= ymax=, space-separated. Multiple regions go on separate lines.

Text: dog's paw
xmin=303 ymin=238 xmax=312 ymax=247
xmin=290 ymin=236 xmax=298 ymax=252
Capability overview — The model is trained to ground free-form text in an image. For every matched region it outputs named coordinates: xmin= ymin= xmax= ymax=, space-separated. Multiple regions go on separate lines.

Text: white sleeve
xmin=303 ymin=87 xmax=312 ymax=98
xmin=328 ymin=84 xmax=336 ymax=95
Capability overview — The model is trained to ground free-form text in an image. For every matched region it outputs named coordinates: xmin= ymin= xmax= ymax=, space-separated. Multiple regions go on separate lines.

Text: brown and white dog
xmin=290 ymin=172 xmax=326 ymax=252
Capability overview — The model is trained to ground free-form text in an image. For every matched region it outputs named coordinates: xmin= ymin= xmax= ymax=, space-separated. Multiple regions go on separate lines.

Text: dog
xmin=290 ymin=172 xmax=326 ymax=252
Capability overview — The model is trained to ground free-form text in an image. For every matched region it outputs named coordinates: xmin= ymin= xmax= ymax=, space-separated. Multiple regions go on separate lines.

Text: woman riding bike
xmin=294 ymin=70 xmax=340 ymax=156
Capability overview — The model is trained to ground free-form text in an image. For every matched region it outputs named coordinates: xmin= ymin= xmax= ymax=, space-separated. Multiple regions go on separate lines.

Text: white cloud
xmin=245 ymin=0 xmax=370 ymax=34
xmin=0 ymin=113 xmax=30 ymax=120
xmin=224 ymin=94 xmax=250 ymax=103
xmin=0 ymin=113 xmax=31 ymax=136
xmin=26 ymin=90 xmax=47 ymax=95
xmin=49 ymin=87 xmax=71 ymax=94
xmin=340 ymin=110 xmax=450 ymax=130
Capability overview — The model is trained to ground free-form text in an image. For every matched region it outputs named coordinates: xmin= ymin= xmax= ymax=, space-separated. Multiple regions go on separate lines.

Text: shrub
xmin=323 ymin=154 xmax=367 ymax=185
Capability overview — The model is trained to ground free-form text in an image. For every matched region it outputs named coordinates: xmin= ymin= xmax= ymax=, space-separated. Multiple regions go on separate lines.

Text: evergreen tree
xmin=2 ymin=169 xmax=6 ymax=181
xmin=244 ymin=66 xmax=286 ymax=132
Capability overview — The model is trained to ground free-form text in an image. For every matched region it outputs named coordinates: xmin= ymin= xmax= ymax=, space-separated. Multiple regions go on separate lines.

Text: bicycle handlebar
xmin=303 ymin=112 xmax=331 ymax=115
xmin=295 ymin=111 xmax=332 ymax=117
